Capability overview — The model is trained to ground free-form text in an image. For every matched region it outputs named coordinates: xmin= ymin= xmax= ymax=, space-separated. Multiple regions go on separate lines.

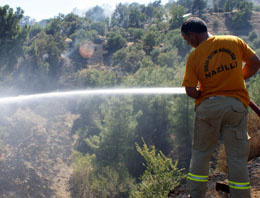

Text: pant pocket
xmin=235 ymin=130 xmax=250 ymax=140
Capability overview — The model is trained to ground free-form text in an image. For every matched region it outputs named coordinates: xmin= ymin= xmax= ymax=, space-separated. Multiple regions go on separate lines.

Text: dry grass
xmin=248 ymin=113 xmax=260 ymax=161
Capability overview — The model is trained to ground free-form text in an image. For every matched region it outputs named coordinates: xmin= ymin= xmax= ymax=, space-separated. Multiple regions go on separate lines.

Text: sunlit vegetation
xmin=0 ymin=0 xmax=260 ymax=197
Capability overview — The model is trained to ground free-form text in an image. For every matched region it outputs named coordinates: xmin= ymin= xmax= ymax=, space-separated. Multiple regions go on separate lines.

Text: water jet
xmin=0 ymin=87 xmax=186 ymax=104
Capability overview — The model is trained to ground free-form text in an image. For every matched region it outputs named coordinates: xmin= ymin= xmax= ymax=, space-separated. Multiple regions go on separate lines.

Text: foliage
xmin=177 ymin=0 xmax=193 ymax=12
xmin=255 ymin=48 xmax=260 ymax=57
xmin=169 ymin=4 xmax=185 ymax=30
xmin=230 ymin=0 xmax=253 ymax=29
xmin=142 ymin=30 xmax=158 ymax=55
xmin=111 ymin=3 xmax=129 ymax=28
xmin=28 ymin=24 xmax=43 ymax=39
xmin=71 ymin=152 xmax=95 ymax=198
xmin=61 ymin=14 xmax=84 ymax=37
xmin=70 ymin=29 xmax=99 ymax=43
xmin=167 ymin=95 xmax=193 ymax=169
xmin=224 ymin=0 xmax=237 ymax=12
xmin=89 ymin=166 xmax=135 ymax=198
xmin=123 ymin=66 xmax=180 ymax=86
xmin=157 ymin=48 xmax=181 ymax=67
xmin=90 ymin=22 xmax=106 ymax=36
xmin=249 ymin=31 xmax=258 ymax=42
xmin=92 ymin=97 xmax=141 ymax=169
xmin=44 ymin=14 xmax=64 ymax=36
xmin=213 ymin=0 xmax=227 ymax=12
xmin=86 ymin=6 xmax=106 ymax=22
xmin=76 ymin=68 xmax=119 ymax=88
xmin=252 ymin=38 xmax=260 ymax=49
xmin=164 ymin=29 xmax=191 ymax=57
xmin=142 ymin=2 xmax=157 ymax=22
xmin=72 ymin=151 xmax=135 ymax=198
xmin=248 ymin=74 xmax=260 ymax=105
xmin=105 ymin=32 xmax=127 ymax=53
xmin=129 ymin=141 xmax=186 ymax=198
xmin=128 ymin=28 xmax=145 ymax=42
xmin=0 ymin=5 xmax=28 ymax=75
xmin=112 ymin=44 xmax=145 ymax=73
xmin=27 ymin=31 xmax=67 ymax=77
xmin=128 ymin=5 xmax=146 ymax=28
xmin=191 ymin=0 xmax=207 ymax=15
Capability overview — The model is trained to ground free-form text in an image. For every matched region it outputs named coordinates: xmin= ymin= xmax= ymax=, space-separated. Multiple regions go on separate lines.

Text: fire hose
xmin=249 ymin=100 xmax=260 ymax=118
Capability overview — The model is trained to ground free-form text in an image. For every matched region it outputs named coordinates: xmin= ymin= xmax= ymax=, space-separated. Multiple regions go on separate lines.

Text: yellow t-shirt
xmin=182 ymin=35 xmax=255 ymax=106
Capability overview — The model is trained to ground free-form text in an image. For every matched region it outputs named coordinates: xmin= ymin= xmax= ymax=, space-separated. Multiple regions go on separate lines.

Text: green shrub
xmin=130 ymin=141 xmax=186 ymax=198
xmin=249 ymin=31 xmax=258 ymax=42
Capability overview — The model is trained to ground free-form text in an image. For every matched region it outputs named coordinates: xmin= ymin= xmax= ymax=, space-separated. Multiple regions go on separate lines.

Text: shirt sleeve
xmin=237 ymin=37 xmax=255 ymax=61
xmin=182 ymin=52 xmax=199 ymax=87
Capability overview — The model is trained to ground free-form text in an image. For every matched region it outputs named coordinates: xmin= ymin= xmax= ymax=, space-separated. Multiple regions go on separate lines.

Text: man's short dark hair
xmin=181 ymin=17 xmax=208 ymax=35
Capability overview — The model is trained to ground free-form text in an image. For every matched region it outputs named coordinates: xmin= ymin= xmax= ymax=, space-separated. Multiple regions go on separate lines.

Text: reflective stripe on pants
xmin=229 ymin=180 xmax=251 ymax=190
xmin=187 ymin=173 xmax=208 ymax=182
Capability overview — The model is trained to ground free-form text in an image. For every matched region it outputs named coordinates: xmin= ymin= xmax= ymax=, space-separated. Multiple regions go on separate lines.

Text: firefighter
xmin=181 ymin=17 xmax=260 ymax=198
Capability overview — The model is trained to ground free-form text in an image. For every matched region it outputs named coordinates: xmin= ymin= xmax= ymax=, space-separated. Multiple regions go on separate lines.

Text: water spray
xmin=0 ymin=87 xmax=259 ymax=118
xmin=0 ymin=88 xmax=186 ymax=104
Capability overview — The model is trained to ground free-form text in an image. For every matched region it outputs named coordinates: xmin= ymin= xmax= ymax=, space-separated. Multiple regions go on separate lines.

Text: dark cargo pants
xmin=187 ymin=96 xmax=251 ymax=198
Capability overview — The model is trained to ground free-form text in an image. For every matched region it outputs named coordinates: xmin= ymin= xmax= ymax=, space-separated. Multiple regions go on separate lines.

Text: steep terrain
xmin=203 ymin=11 xmax=260 ymax=36
xmin=0 ymin=100 xmax=79 ymax=198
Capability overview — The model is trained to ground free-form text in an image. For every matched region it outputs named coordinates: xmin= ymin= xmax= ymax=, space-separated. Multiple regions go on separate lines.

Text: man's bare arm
xmin=243 ymin=54 xmax=260 ymax=80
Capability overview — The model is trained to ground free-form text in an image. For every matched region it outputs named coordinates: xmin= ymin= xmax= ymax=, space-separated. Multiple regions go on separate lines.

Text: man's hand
xmin=185 ymin=87 xmax=201 ymax=99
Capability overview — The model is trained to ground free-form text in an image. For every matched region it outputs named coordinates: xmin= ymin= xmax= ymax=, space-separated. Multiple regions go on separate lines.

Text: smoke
xmin=72 ymin=3 xmax=114 ymax=19
xmin=74 ymin=0 xmax=170 ymax=19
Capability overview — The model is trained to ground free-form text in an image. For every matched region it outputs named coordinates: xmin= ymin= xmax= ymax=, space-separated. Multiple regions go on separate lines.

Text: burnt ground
xmin=0 ymin=101 xmax=79 ymax=198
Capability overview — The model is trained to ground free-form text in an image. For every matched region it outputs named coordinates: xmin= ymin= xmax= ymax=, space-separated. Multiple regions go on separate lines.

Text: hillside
xmin=0 ymin=9 xmax=260 ymax=198
xmin=196 ymin=11 xmax=260 ymax=36
xmin=0 ymin=101 xmax=79 ymax=198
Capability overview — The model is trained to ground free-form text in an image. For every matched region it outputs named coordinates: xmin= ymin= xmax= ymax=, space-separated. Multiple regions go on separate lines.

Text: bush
xmin=89 ymin=166 xmax=135 ymax=198
xmin=249 ymin=31 xmax=258 ymax=42
xmin=112 ymin=45 xmax=145 ymax=73
xmin=76 ymin=69 xmax=118 ymax=88
xmin=71 ymin=152 xmax=135 ymax=198
xmin=130 ymin=141 xmax=185 ymax=198
xmin=71 ymin=152 xmax=95 ymax=198
xmin=106 ymin=32 xmax=127 ymax=53
xmin=253 ymin=38 xmax=260 ymax=49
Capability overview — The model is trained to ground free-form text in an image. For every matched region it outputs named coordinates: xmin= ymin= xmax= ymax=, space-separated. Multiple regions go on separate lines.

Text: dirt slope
xmin=203 ymin=11 xmax=260 ymax=36
xmin=0 ymin=101 xmax=78 ymax=198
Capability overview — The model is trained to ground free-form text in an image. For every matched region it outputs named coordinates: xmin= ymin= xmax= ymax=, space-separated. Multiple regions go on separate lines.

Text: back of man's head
xmin=181 ymin=17 xmax=208 ymax=35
